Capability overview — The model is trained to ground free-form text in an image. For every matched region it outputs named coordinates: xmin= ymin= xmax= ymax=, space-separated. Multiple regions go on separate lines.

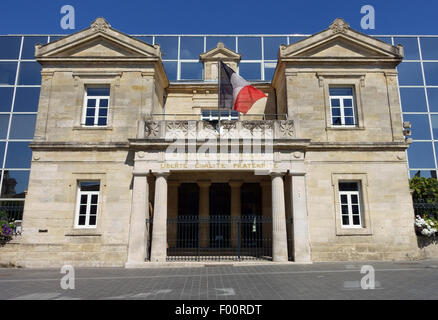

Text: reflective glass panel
xmin=397 ymin=62 xmax=423 ymax=86
xmin=0 ymin=37 xmax=21 ymax=59
xmin=0 ymin=142 xmax=4 ymax=167
xmin=264 ymin=62 xmax=276 ymax=81
xmin=238 ymin=37 xmax=262 ymax=60
xmin=0 ymin=62 xmax=18 ymax=85
xmin=9 ymin=114 xmax=36 ymax=139
xmin=394 ymin=37 xmax=419 ymax=60
xmin=18 ymin=62 xmax=42 ymax=85
xmin=428 ymin=88 xmax=438 ymax=112
xmin=239 ymin=63 xmax=261 ymax=80
xmin=263 ymin=37 xmax=287 ymax=60
xmin=410 ymin=170 xmax=437 ymax=179
xmin=5 ymin=142 xmax=32 ymax=169
xmin=407 ymin=142 xmax=435 ymax=168
xmin=0 ymin=115 xmax=9 ymax=139
xmin=13 ymin=87 xmax=40 ymax=112
xmin=163 ymin=61 xmax=177 ymax=81
xmin=180 ymin=62 xmax=203 ymax=80
xmin=206 ymin=37 xmax=236 ymax=51
xmin=423 ymin=63 xmax=438 ymax=86
xmin=154 ymin=36 xmax=178 ymax=59
xmin=0 ymin=170 xmax=30 ymax=198
xmin=180 ymin=37 xmax=204 ymax=59
xmin=403 ymin=114 xmax=431 ymax=140
xmin=0 ymin=87 xmax=14 ymax=112
xmin=22 ymin=36 xmax=48 ymax=59
xmin=430 ymin=115 xmax=438 ymax=140
xmin=420 ymin=38 xmax=438 ymax=60
xmin=400 ymin=88 xmax=427 ymax=112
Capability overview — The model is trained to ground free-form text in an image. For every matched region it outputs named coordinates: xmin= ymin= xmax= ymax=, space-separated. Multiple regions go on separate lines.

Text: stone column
xmin=260 ymin=180 xmax=272 ymax=242
xmin=271 ymin=173 xmax=288 ymax=262
xmin=290 ymin=174 xmax=311 ymax=263
xmin=167 ymin=181 xmax=179 ymax=249
xmin=126 ymin=173 xmax=149 ymax=266
xmin=198 ymin=181 xmax=211 ymax=248
xmin=229 ymin=181 xmax=243 ymax=248
xmin=150 ymin=172 xmax=169 ymax=263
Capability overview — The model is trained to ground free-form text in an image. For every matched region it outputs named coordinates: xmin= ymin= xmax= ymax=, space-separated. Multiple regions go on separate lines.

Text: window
xmin=75 ymin=181 xmax=100 ymax=228
xmin=82 ymin=87 xmax=110 ymax=127
xmin=329 ymin=87 xmax=357 ymax=126
xmin=201 ymin=110 xmax=239 ymax=121
xmin=339 ymin=182 xmax=363 ymax=228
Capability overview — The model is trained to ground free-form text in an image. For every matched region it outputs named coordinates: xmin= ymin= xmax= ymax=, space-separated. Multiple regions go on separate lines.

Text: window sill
xmin=73 ymin=126 xmax=113 ymax=131
xmin=326 ymin=126 xmax=365 ymax=131
xmin=336 ymin=227 xmax=373 ymax=236
xmin=65 ymin=229 xmax=102 ymax=237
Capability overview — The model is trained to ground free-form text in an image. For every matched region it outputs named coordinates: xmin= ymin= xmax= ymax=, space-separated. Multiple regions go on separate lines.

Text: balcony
xmin=136 ymin=114 xmax=296 ymax=141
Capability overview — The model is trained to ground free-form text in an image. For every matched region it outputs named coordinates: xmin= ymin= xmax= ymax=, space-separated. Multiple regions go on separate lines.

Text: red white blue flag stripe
xmin=218 ymin=61 xmax=267 ymax=114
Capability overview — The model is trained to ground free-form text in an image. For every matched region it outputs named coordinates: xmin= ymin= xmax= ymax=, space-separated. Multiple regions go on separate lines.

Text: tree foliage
xmin=410 ymin=177 xmax=438 ymax=202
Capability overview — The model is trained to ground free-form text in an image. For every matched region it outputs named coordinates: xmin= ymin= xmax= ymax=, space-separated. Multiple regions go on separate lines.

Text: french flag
xmin=218 ymin=61 xmax=267 ymax=114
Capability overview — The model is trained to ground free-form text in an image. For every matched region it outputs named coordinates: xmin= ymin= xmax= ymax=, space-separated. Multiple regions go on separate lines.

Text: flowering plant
xmin=415 ymin=215 xmax=438 ymax=237
xmin=0 ymin=210 xmax=15 ymax=246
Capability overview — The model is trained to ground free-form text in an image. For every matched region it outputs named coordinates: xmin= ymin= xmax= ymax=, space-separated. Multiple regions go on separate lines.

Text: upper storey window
xmin=83 ymin=87 xmax=110 ymax=127
xmin=329 ymin=87 xmax=357 ymax=127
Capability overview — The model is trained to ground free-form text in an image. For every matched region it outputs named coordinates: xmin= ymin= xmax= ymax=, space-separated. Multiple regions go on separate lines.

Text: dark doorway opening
xmin=241 ymin=183 xmax=263 ymax=248
xmin=177 ymin=183 xmax=199 ymax=248
xmin=209 ymin=183 xmax=231 ymax=248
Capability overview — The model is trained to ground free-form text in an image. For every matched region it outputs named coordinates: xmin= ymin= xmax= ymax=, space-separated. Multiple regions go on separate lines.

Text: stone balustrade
xmin=137 ymin=120 xmax=296 ymax=140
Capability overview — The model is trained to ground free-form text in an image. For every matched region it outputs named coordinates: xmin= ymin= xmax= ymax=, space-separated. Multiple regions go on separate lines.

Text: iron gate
xmin=166 ymin=215 xmax=273 ymax=261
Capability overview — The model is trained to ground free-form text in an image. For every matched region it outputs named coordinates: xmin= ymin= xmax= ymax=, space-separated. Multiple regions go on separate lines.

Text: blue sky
xmin=0 ymin=0 xmax=437 ymax=35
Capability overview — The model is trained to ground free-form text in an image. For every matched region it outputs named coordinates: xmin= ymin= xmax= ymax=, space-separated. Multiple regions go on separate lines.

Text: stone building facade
xmin=1 ymin=17 xmax=420 ymax=267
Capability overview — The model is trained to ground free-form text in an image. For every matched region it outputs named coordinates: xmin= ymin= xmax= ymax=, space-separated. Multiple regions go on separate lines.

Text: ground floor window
xmin=339 ymin=182 xmax=362 ymax=228
xmin=75 ymin=181 xmax=100 ymax=228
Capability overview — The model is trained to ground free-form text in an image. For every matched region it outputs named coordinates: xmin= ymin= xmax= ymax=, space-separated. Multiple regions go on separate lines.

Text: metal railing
xmin=0 ymin=201 xmax=24 ymax=222
xmin=150 ymin=113 xmax=288 ymax=121
xmin=413 ymin=199 xmax=438 ymax=220
xmin=164 ymin=215 xmax=275 ymax=262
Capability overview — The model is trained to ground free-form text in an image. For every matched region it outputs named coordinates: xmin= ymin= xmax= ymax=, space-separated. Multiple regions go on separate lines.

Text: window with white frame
xmin=75 ymin=181 xmax=100 ymax=228
xmin=83 ymin=87 xmax=110 ymax=126
xmin=201 ymin=109 xmax=239 ymax=121
xmin=339 ymin=182 xmax=363 ymax=228
xmin=329 ymin=87 xmax=357 ymax=126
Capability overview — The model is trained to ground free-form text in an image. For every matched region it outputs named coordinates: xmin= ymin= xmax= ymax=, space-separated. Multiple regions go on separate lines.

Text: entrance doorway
xmin=241 ymin=183 xmax=263 ymax=248
xmin=177 ymin=183 xmax=199 ymax=248
xmin=209 ymin=183 xmax=231 ymax=248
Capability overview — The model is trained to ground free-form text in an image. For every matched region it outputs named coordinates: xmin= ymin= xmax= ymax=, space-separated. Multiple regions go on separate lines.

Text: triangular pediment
xmin=35 ymin=18 xmax=161 ymax=61
xmin=200 ymin=42 xmax=241 ymax=61
xmin=279 ymin=18 xmax=403 ymax=62
xmin=297 ymin=37 xmax=390 ymax=58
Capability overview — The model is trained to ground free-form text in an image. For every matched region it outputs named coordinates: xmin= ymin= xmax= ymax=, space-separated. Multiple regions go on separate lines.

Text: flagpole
xmin=218 ymin=58 xmax=221 ymax=123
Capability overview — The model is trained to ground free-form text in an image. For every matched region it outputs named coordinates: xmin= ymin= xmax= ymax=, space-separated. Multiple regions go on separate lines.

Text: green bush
xmin=409 ymin=177 xmax=438 ymax=202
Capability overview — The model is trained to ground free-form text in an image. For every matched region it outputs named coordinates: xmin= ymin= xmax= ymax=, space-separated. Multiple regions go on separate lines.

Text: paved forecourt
xmin=0 ymin=260 xmax=437 ymax=300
